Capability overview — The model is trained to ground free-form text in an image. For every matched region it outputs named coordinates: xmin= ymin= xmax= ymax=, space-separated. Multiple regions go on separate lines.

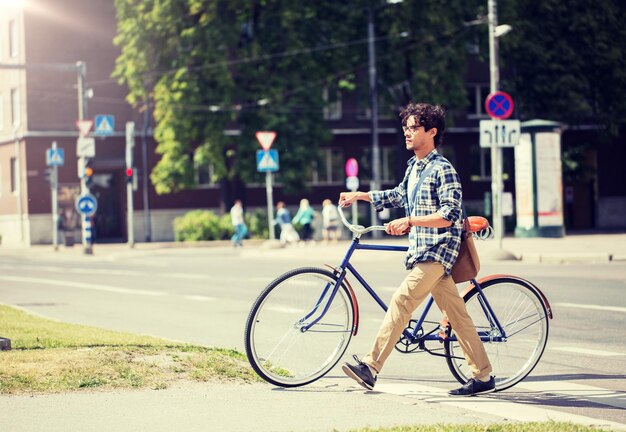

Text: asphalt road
xmin=0 ymin=244 xmax=625 ymax=429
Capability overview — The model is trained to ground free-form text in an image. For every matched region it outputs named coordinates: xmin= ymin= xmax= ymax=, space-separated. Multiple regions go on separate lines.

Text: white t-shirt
xmin=230 ymin=205 xmax=244 ymax=226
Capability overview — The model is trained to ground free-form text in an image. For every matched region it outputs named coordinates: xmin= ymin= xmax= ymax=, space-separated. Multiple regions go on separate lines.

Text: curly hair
xmin=399 ymin=103 xmax=446 ymax=147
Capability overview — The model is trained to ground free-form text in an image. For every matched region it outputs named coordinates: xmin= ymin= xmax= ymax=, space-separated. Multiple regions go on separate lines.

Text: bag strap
xmin=409 ymin=161 xmax=437 ymax=205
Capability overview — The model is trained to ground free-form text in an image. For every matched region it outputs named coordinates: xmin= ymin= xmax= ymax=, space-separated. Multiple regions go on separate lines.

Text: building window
xmin=323 ymin=85 xmax=342 ymax=120
xmin=467 ymin=84 xmax=490 ymax=119
xmin=10 ymin=88 xmax=20 ymax=128
xmin=9 ymin=19 xmax=18 ymax=58
xmin=312 ymin=148 xmax=343 ymax=185
xmin=194 ymin=158 xmax=217 ymax=187
xmin=10 ymin=157 xmax=18 ymax=193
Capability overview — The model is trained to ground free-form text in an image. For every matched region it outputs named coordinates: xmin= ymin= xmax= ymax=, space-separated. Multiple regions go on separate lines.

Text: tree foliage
xmin=113 ymin=0 xmax=482 ymax=206
xmin=500 ymin=0 xmax=626 ymax=135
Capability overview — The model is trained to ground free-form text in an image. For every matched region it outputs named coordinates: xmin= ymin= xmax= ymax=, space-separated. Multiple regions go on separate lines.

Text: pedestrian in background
xmin=230 ymin=199 xmax=248 ymax=248
xmin=292 ymin=198 xmax=316 ymax=244
xmin=322 ymin=199 xmax=341 ymax=244
xmin=274 ymin=201 xmax=299 ymax=246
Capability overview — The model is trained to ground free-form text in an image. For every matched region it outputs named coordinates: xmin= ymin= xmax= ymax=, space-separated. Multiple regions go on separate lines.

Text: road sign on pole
xmin=76 ymin=194 xmax=98 ymax=217
xmin=256 ymin=149 xmax=279 ymax=172
xmin=480 ymin=119 xmax=521 ymax=148
xmin=94 ymin=115 xmax=115 ymax=136
xmin=76 ymin=119 xmax=93 ymax=137
xmin=46 ymin=147 xmax=65 ymax=166
xmin=256 ymin=131 xmax=276 ymax=150
xmin=485 ymin=91 xmax=514 ymax=120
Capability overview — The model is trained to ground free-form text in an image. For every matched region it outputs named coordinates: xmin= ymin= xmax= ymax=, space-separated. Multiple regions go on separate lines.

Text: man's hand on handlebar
xmin=385 ymin=217 xmax=412 ymax=236
xmin=339 ymin=192 xmax=360 ymax=208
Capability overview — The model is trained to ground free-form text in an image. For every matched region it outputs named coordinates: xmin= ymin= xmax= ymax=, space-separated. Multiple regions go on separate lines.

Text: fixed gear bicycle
xmin=244 ymin=207 xmax=552 ymax=390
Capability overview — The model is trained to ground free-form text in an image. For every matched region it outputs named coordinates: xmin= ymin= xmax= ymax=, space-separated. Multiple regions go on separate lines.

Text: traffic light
xmin=126 ymin=167 xmax=138 ymax=191
xmin=84 ymin=159 xmax=94 ymax=187
xmin=43 ymin=168 xmax=53 ymax=184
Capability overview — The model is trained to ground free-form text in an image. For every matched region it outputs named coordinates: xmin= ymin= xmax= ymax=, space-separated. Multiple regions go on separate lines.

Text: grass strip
xmin=0 ymin=304 xmax=260 ymax=394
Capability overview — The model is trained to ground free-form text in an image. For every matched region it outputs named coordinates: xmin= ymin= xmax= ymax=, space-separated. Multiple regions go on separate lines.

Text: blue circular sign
xmin=485 ymin=91 xmax=514 ymax=119
xmin=75 ymin=194 xmax=98 ymax=216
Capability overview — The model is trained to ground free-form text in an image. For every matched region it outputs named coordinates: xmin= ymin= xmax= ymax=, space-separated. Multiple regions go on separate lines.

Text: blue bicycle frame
xmin=301 ymin=236 xmax=507 ymax=347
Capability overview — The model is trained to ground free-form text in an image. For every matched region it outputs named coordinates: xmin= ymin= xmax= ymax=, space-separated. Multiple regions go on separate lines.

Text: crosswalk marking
xmin=551 ymin=346 xmax=625 ymax=357
xmin=516 ymin=381 xmax=626 ymax=410
xmin=555 ymin=302 xmax=626 ymax=314
xmin=375 ymin=381 xmax=626 ymax=431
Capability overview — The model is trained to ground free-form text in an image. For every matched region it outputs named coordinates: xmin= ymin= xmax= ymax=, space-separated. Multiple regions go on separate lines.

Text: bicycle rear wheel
xmin=244 ymin=267 xmax=354 ymax=387
xmin=444 ymin=277 xmax=549 ymax=391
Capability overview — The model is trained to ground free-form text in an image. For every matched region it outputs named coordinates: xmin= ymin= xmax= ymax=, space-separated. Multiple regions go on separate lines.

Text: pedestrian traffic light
xmin=125 ymin=167 xmax=133 ymax=182
xmin=43 ymin=168 xmax=53 ymax=184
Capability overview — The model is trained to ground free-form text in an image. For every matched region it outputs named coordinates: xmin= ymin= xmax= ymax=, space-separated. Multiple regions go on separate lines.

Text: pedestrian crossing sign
xmin=256 ymin=149 xmax=279 ymax=172
xmin=46 ymin=148 xmax=65 ymax=166
xmin=94 ymin=115 xmax=115 ymax=136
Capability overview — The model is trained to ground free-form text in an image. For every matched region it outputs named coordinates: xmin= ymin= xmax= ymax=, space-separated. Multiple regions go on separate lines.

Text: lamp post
xmin=367 ymin=0 xmax=403 ymax=236
xmin=487 ymin=0 xmax=514 ymax=255
xmin=367 ymin=6 xmax=381 ymax=235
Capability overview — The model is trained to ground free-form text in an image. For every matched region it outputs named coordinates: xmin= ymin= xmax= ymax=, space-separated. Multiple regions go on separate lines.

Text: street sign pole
xmin=51 ymin=141 xmax=59 ymax=251
xmin=76 ymin=119 xmax=94 ymax=255
xmin=265 ymin=172 xmax=275 ymax=241
xmin=488 ymin=0 xmax=503 ymax=251
xmin=256 ymin=132 xmax=278 ymax=241
xmin=126 ymin=122 xmax=135 ymax=248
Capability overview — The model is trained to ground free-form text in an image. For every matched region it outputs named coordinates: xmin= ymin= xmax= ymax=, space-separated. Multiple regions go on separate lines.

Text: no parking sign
xmin=485 ymin=91 xmax=514 ymax=119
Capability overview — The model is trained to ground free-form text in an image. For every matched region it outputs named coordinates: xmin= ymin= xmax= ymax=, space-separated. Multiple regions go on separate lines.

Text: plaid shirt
xmin=369 ymin=149 xmax=463 ymax=274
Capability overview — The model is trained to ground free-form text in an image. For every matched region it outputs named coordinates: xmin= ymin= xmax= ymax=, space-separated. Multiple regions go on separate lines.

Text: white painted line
xmin=375 ymin=382 xmax=626 ymax=431
xmin=158 ymin=273 xmax=208 ymax=280
xmin=516 ymin=381 xmax=626 ymax=410
xmin=184 ymin=295 xmax=216 ymax=302
xmin=0 ymin=275 xmax=165 ymax=297
xmin=551 ymin=346 xmax=625 ymax=357
xmin=555 ymin=302 xmax=626 ymax=314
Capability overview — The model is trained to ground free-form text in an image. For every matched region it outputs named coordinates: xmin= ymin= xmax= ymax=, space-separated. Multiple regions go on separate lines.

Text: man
xmin=230 ymin=200 xmax=247 ymax=247
xmin=338 ymin=103 xmax=494 ymax=396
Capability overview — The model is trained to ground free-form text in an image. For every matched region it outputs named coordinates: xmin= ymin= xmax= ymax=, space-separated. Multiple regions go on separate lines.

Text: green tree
xmin=113 ymin=0 xmax=483 ymax=207
xmin=501 ymin=0 xmax=626 ymax=134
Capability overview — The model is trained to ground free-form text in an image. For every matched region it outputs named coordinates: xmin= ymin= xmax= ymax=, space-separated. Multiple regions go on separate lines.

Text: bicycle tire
xmin=244 ymin=267 xmax=354 ymax=387
xmin=444 ymin=277 xmax=549 ymax=391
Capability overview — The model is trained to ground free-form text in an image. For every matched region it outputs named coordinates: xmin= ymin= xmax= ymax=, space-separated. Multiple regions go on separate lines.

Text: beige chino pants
xmin=362 ymin=261 xmax=492 ymax=379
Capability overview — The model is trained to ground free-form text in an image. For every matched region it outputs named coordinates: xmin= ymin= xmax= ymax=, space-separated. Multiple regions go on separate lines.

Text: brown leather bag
xmin=451 ymin=218 xmax=480 ymax=283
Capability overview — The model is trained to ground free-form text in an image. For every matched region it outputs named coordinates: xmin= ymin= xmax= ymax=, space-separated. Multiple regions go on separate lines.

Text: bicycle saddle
xmin=467 ymin=216 xmax=489 ymax=233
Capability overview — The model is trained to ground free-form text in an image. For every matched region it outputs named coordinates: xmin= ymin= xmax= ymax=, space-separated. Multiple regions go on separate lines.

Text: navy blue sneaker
xmin=342 ymin=355 xmax=377 ymax=391
xmin=448 ymin=376 xmax=496 ymax=396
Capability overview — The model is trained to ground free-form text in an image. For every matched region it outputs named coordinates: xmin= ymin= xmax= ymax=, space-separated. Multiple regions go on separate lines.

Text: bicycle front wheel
xmin=445 ymin=277 xmax=549 ymax=391
xmin=244 ymin=267 xmax=354 ymax=387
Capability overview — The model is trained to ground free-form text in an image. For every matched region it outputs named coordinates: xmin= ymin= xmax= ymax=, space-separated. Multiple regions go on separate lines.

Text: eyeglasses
xmin=402 ymin=125 xmax=423 ymax=134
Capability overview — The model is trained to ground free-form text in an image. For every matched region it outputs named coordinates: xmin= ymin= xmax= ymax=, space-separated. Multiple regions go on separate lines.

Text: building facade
xmin=1 ymin=0 xmax=623 ymax=247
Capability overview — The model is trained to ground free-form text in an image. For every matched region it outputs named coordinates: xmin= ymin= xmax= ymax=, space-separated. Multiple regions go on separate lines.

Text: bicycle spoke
xmin=245 ymin=268 xmax=354 ymax=387
xmin=445 ymin=279 xmax=549 ymax=391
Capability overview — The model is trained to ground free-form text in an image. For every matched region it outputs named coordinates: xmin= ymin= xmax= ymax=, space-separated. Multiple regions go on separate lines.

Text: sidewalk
xmin=1 ymin=232 xmax=625 ymax=263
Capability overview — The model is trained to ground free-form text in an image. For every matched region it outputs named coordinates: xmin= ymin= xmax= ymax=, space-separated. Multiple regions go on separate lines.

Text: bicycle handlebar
xmin=337 ymin=203 xmax=494 ymax=240
xmin=337 ymin=204 xmax=387 ymax=236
